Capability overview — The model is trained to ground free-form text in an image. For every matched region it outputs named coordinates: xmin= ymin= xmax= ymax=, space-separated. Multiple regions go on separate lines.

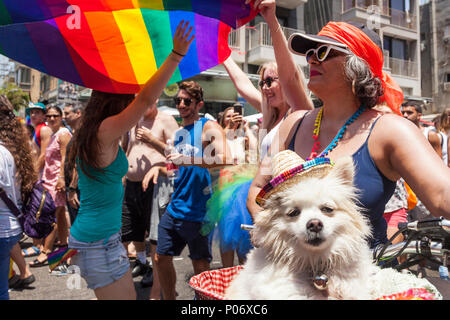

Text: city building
xmin=3 ymin=59 xmax=86 ymax=108
xmin=420 ymin=0 xmax=449 ymax=113
xmin=341 ymin=0 xmax=423 ymax=101
xmin=8 ymin=62 xmax=41 ymax=103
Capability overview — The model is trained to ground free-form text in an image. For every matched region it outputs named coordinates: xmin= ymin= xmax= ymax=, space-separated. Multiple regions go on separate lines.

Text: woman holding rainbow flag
xmin=66 ymin=21 xmax=195 ymax=300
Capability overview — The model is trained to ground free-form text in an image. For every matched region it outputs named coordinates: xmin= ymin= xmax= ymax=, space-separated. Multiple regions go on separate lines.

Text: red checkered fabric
xmin=376 ymin=288 xmax=436 ymax=300
xmin=189 ymin=266 xmax=243 ymax=300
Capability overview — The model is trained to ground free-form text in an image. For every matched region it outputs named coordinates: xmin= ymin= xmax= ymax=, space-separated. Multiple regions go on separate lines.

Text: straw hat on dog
xmin=256 ymin=150 xmax=334 ymax=206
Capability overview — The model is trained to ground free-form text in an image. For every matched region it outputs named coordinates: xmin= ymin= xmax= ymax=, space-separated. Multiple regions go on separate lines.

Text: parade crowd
xmin=1 ymin=0 xmax=450 ymax=301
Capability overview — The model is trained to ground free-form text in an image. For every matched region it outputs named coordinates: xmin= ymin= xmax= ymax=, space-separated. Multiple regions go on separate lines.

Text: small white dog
xmin=225 ymin=154 xmax=440 ymax=300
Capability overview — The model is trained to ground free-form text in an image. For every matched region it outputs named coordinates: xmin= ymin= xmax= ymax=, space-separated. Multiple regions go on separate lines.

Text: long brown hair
xmin=0 ymin=95 xmax=37 ymax=199
xmin=219 ymin=106 xmax=235 ymax=128
xmin=67 ymin=90 xmax=134 ymax=180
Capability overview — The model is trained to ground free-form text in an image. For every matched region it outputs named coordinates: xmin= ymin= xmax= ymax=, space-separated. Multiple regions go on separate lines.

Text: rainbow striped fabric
xmin=48 ymin=247 xmax=78 ymax=271
xmin=255 ymin=158 xmax=334 ymax=206
xmin=0 ymin=1 xmax=257 ymax=93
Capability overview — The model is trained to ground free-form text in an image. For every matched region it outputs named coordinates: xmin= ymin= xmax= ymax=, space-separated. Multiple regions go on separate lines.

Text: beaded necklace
xmin=307 ymin=105 xmax=366 ymax=160
xmin=308 ymin=108 xmax=323 ymax=160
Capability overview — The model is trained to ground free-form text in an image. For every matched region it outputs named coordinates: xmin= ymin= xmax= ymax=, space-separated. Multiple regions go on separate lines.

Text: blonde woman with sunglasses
xmin=205 ymin=0 xmax=313 ymax=269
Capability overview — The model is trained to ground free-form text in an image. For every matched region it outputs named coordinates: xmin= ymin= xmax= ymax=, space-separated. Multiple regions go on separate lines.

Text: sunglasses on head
xmin=305 ymin=44 xmax=351 ymax=63
xmin=174 ymin=97 xmax=194 ymax=107
xmin=258 ymin=77 xmax=279 ymax=88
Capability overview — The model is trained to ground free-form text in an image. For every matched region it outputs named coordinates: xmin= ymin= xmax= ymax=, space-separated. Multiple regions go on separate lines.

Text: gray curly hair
xmin=344 ymin=55 xmax=383 ymax=109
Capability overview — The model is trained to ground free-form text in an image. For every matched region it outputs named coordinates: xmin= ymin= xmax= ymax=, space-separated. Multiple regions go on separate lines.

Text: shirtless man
xmin=121 ymin=101 xmax=179 ymax=278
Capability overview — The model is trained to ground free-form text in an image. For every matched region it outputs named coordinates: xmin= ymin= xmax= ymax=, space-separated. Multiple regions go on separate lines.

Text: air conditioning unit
xmin=444 ymin=82 xmax=450 ymax=92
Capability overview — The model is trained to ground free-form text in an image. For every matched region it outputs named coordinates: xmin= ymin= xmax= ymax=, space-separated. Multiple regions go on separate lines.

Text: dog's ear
xmin=327 ymin=156 xmax=355 ymax=186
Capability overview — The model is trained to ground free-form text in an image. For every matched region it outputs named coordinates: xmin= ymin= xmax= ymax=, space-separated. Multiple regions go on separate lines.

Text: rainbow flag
xmin=0 ymin=1 xmax=258 ymax=93
xmin=48 ymin=247 xmax=78 ymax=271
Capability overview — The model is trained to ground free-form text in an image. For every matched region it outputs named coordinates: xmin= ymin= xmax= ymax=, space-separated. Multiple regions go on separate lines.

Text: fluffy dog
xmin=225 ymin=157 xmax=440 ymax=300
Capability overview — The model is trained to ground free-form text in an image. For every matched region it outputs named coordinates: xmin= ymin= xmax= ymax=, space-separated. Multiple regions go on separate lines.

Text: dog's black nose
xmin=307 ymin=219 xmax=323 ymax=233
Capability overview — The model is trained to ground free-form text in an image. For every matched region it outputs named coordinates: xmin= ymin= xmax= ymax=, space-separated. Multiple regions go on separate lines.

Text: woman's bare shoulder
xmin=287 ymin=109 xmax=312 ymax=122
xmin=276 ymin=109 xmax=314 ymax=150
xmin=280 ymin=109 xmax=313 ymax=134
xmin=372 ymin=112 xmax=420 ymax=138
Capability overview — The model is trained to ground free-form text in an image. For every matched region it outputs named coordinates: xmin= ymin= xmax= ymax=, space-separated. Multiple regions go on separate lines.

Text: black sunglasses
xmin=46 ymin=114 xmax=61 ymax=119
xmin=174 ymin=97 xmax=193 ymax=107
xmin=258 ymin=77 xmax=279 ymax=88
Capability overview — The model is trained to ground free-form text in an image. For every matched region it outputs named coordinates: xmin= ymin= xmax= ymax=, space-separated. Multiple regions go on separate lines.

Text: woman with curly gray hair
xmin=247 ymin=0 xmax=450 ymax=249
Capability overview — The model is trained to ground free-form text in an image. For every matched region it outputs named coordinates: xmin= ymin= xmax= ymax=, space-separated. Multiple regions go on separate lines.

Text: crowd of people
xmin=1 ymin=0 xmax=450 ymax=301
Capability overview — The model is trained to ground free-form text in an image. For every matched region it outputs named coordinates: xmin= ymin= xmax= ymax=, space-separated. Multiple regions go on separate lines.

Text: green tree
xmin=0 ymin=82 xmax=30 ymax=112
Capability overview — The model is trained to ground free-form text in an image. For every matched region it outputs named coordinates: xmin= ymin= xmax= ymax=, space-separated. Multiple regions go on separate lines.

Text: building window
xmin=390 ymin=0 xmax=407 ymax=11
xmin=19 ymin=68 xmax=31 ymax=84
xmin=40 ymin=76 xmax=50 ymax=92
xmin=383 ymin=36 xmax=407 ymax=60
xmin=401 ymin=87 xmax=413 ymax=95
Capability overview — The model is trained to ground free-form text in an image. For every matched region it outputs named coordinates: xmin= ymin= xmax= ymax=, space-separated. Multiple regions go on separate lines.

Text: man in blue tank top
xmin=155 ymin=81 xmax=230 ymax=300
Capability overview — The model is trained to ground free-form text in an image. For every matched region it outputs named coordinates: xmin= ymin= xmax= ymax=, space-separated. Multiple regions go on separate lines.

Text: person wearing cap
xmin=21 ymin=103 xmax=52 ymax=258
xmin=26 ymin=102 xmax=47 ymax=149
xmin=247 ymin=2 xmax=450 ymax=249
xmin=26 ymin=102 xmax=52 ymax=174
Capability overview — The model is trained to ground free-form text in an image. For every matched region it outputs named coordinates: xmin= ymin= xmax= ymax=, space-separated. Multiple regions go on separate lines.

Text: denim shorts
xmin=156 ymin=212 xmax=212 ymax=262
xmin=68 ymin=231 xmax=129 ymax=290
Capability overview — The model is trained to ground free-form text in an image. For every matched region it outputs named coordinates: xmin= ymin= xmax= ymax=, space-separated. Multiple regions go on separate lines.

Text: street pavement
xmin=9 ymin=237 xmax=449 ymax=300
xmin=9 ymin=237 xmax=227 ymax=300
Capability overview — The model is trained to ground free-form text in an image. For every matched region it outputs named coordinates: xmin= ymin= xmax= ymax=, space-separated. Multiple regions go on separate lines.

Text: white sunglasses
xmin=305 ymin=44 xmax=351 ymax=62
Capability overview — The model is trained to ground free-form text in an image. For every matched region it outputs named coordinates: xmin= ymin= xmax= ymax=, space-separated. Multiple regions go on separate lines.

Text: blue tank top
xmin=70 ymin=146 xmax=128 ymax=242
xmin=166 ymin=118 xmax=212 ymax=222
xmin=288 ymin=115 xmax=395 ymax=248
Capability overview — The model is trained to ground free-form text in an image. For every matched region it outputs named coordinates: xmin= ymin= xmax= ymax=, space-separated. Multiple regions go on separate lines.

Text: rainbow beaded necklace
xmin=307 ymin=105 xmax=366 ymax=160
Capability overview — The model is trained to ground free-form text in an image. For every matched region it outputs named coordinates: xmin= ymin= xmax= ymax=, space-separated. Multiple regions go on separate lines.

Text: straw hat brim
xmin=256 ymin=162 xmax=333 ymax=206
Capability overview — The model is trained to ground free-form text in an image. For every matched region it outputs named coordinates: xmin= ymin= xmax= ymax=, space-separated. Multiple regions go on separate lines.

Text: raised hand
xmin=248 ymin=0 xmax=277 ymax=24
xmin=172 ymin=20 xmax=195 ymax=57
xmin=230 ymin=112 xmax=244 ymax=129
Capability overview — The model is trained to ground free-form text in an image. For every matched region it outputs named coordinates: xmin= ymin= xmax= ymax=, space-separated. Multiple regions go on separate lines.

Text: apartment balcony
xmin=342 ymin=0 xmax=418 ymax=36
xmin=383 ymin=50 xmax=418 ymax=79
xmin=247 ymin=22 xmax=307 ymax=66
xmin=17 ymin=82 xmax=31 ymax=91
xmin=228 ymin=28 xmax=245 ymax=63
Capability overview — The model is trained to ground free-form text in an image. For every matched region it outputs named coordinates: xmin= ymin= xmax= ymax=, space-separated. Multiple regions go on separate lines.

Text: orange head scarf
xmin=318 ymin=22 xmax=403 ymax=115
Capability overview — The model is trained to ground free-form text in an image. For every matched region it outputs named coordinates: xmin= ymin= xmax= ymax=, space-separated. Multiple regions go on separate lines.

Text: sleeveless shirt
xmin=288 ymin=114 xmax=395 ymax=248
xmin=70 ymin=146 xmax=128 ymax=242
xmin=166 ymin=118 xmax=212 ymax=222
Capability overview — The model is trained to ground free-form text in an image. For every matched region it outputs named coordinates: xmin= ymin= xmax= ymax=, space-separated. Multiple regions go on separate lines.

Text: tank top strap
xmin=363 ymin=114 xmax=384 ymax=144
xmin=288 ymin=111 xmax=311 ymax=151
